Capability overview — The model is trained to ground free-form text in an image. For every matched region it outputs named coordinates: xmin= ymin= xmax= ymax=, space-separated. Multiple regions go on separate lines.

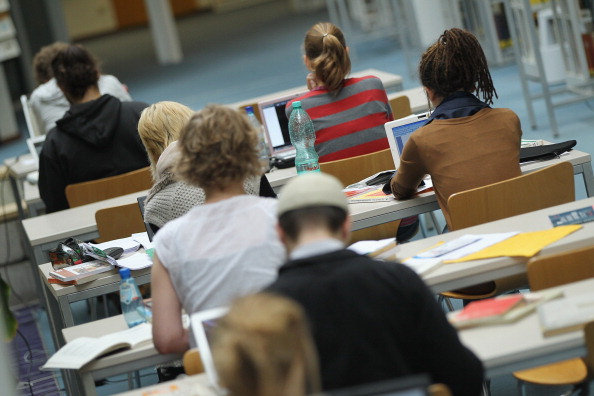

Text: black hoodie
xmin=39 ymin=94 xmax=150 ymax=213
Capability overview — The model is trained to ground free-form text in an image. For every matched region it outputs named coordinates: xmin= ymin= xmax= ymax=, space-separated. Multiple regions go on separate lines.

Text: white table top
xmin=460 ymin=277 xmax=594 ymax=377
xmin=393 ymin=196 xmax=594 ymax=294
xmin=227 ymin=67 xmax=403 ymax=109
xmin=23 ymin=190 xmax=149 ymax=247
xmin=62 ymin=315 xmax=182 ymax=377
xmin=388 ymin=86 xmax=428 ymax=114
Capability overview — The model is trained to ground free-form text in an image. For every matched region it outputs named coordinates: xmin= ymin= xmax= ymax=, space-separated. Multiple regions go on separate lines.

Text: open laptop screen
xmin=258 ymin=91 xmax=305 ymax=156
xmin=384 ymin=113 xmax=430 ymax=169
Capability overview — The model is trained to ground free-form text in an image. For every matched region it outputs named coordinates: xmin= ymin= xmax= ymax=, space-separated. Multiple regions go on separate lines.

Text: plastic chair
xmin=389 ymin=95 xmax=412 ymax=120
xmin=95 ymin=202 xmax=147 ymax=243
xmin=512 ymin=245 xmax=594 ymax=396
xmin=320 ymin=148 xmax=402 ymax=243
xmin=20 ymin=94 xmax=44 ymax=138
xmin=440 ymin=162 xmax=575 ymax=306
xmin=183 ymin=348 xmax=205 ymax=375
xmin=65 ymin=167 xmax=152 ymax=208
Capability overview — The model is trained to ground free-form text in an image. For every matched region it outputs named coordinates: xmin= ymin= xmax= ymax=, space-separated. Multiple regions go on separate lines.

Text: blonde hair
xmin=175 ymin=104 xmax=260 ymax=190
xmin=138 ymin=101 xmax=194 ymax=179
xmin=304 ymin=22 xmax=351 ymax=92
xmin=213 ymin=293 xmax=321 ymax=396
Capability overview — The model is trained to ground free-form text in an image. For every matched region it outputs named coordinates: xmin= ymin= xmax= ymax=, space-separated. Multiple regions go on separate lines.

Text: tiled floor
xmin=3 ymin=1 xmax=594 ymax=394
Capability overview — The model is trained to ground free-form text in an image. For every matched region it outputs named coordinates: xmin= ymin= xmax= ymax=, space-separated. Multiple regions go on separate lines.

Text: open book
xmin=41 ymin=323 xmax=152 ymax=370
xmin=448 ymin=290 xmax=562 ymax=330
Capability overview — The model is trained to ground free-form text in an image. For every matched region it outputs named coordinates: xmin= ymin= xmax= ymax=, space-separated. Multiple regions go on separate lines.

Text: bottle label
xmin=120 ymin=285 xmax=139 ymax=304
xmin=296 ymin=161 xmax=321 ymax=174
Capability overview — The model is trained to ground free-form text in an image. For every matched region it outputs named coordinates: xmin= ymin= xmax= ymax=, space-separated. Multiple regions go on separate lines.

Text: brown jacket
xmin=391 ymin=108 xmax=522 ymax=227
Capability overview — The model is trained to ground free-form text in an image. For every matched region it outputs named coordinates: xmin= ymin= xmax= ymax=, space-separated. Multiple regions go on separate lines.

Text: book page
xmin=42 ymin=323 xmax=152 ymax=370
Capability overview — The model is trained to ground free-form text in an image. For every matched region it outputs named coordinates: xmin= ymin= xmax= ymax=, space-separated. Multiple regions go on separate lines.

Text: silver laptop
xmin=26 ymin=135 xmax=46 ymax=162
xmin=384 ymin=112 xmax=430 ymax=169
xmin=257 ymin=91 xmax=306 ymax=159
xmin=190 ymin=306 xmax=229 ymax=394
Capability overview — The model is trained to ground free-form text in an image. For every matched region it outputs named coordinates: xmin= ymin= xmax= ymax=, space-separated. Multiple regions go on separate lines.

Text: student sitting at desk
xmin=212 ymin=293 xmax=321 ymax=396
xmin=286 ymin=21 xmax=417 ymax=242
xmin=390 ymin=28 xmax=522 ymax=229
xmin=151 ymin=105 xmax=285 ymax=354
xmin=266 ymin=173 xmax=484 ymax=395
xmin=137 ymin=101 xmax=273 ymax=232
xmin=38 ymin=44 xmax=149 ymax=213
xmin=30 ymin=41 xmax=132 ymax=134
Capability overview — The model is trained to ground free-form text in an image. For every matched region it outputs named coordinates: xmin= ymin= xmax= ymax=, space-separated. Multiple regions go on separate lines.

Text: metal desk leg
xmin=582 ymin=163 xmax=594 ymax=197
xmin=7 ymin=174 xmax=26 ymax=220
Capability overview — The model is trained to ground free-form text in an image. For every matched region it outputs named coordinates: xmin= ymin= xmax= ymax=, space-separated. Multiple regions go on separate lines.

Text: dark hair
xmin=278 ymin=206 xmax=347 ymax=242
xmin=419 ymin=28 xmax=497 ymax=104
xmin=33 ymin=42 xmax=69 ymax=85
xmin=51 ymin=44 xmax=100 ymax=102
xmin=304 ymin=22 xmax=351 ymax=92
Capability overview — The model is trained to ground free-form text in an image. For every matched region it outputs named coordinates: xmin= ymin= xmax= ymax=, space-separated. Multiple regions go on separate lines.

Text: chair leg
xmin=516 ymin=379 xmax=527 ymax=396
xmin=481 ymin=379 xmax=491 ymax=396
xmin=437 ymin=295 xmax=455 ymax=312
xmin=429 ymin=212 xmax=441 ymax=234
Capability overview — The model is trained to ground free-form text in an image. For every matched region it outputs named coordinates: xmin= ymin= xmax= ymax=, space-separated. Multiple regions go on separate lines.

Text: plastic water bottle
xmin=244 ymin=106 xmax=270 ymax=172
xmin=119 ymin=268 xmax=146 ymax=328
xmin=288 ymin=101 xmax=320 ymax=174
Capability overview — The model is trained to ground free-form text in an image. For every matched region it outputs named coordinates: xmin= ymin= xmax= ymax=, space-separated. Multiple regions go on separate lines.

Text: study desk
xmin=227 ymin=67 xmax=404 ymax=110
xmin=114 ymin=373 xmax=215 ymax=396
xmin=61 ymin=315 xmax=182 ymax=396
xmin=38 ymin=262 xmax=152 ymax=347
xmin=23 ymin=190 xmax=149 ymax=266
xmin=459 ymin=277 xmax=594 ymax=378
xmin=392 ymin=196 xmax=594 ymax=294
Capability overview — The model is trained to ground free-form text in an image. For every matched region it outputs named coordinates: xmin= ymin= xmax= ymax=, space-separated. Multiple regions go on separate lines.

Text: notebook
xmin=384 ymin=112 xmax=430 ymax=169
xmin=26 ymin=134 xmax=46 ymax=162
xmin=190 ymin=306 xmax=229 ymax=394
xmin=257 ymin=91 xmax=305 ymax=159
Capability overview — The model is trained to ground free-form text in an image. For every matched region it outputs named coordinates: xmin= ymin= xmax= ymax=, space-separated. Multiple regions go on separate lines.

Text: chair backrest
xmin=20 ymin=94 xmax=44 ymax=138
xmin=319 ymin=148 xmax=394 ymax=187
xmin=183 ymin=348 xmax=205 ymax=375
xmin=95 ymin=202 xmax=146 ymax=243
xmin=66 ymin=167 xmax=152 ymax=208
xmin=526 ymin=245 xmax=594 ymax=291
xmin=447 ymin=162 xmax=575 ymax=231
xmin=389 ymin=95 xmax=412 ymax=120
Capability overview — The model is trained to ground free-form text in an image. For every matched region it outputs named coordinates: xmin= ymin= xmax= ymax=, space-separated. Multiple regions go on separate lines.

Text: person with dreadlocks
xmin=286 ymin=21 xmax=419 ymax=243
xmin=390 ymin=28 xmax=522 ymax=229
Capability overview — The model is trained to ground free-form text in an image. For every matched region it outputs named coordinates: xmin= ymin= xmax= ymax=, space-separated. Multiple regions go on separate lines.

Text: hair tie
xmin=322 ymin=33 xmax=328 ymax=38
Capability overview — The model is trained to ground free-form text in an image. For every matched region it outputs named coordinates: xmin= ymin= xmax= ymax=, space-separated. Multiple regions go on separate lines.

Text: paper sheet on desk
xmin=117 ymin=251 xmax=152 ymax=270
xmin=132 ymin=232 xmax=153 ymax=249
xmin=445 ymin=225 xmax=582 ymax=263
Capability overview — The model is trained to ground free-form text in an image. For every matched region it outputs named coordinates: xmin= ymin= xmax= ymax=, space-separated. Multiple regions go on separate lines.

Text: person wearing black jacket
xmin=266 ymin=173 xmax=484 ymax=396
xmin=38 ymin=44 xmax=149 ymax=213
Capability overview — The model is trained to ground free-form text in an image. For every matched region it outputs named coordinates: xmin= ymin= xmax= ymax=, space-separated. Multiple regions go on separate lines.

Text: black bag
xmin=520 ymin=140 xmax=576 ymax=163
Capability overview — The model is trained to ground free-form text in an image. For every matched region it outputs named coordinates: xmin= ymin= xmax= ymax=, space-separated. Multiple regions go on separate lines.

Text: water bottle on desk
xmin=244 ymin=106 xmax=271 ymax=172
xmin=119 ymin=268 xmax=146 ymax=328
xmin=288 ymin=101 xmax=319 ymax=174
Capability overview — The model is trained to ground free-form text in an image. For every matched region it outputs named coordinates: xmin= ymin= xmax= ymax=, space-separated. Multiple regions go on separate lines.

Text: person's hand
xmin=306 ymin=72 xmax=322 ymax=90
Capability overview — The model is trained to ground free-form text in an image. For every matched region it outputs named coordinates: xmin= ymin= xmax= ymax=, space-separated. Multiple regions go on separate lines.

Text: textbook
xmin=42 ymin=323 xmax=152 ymax=370
xmin=538 ymin=291 xmax=594 ymax=337
xmin=49 ymin=261 xmax=115 ymax=282
xmin=348 ymin=186 xmax=394 ymax=203
xmin=48 ymin=268 xmax=118 ymax=286
xmin=448 ymin=290 xmax=562 ymax=329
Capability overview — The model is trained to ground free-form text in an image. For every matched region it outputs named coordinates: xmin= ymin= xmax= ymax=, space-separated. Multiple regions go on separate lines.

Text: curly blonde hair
xmin=138 ymin=101 xmax=194 ymax=179
xmin=175 ymin=105 xmax=261 ymax=189
xmin=212 ymin=293 xmax=321 ymax=396
xmin=304 ymin=22 xmax=351 ymax=93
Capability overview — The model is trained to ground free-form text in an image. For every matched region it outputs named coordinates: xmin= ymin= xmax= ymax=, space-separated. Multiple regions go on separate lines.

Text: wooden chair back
xmin=389 ymin=95 xmax=412 ymax=120
xmin=183 ymin=348 xmax=205 ymax=375
xmin=95 ymin=203 xmax=146 ymax=243
xmin=66 ymin=167 xmax=152 ymax=208
xmin=527 ymin=245 xmax=594 ymax=291
xmin=320 ymin=148 xmax=399 ymax=242
xmin=447 ymin=162 xmax=575 ymax=231
xmin=319 ymin=148 xmax=394 ymax=187
xmin=428 ymin=383 xmax=452 ymax=396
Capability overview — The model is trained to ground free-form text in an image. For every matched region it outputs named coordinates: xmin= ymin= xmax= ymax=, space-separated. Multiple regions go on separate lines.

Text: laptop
xmin=257 ymin=91 xmax=305 ymax=159
xmin=384 ymin=112 xmax=430 ymax=169
xmin=190 ymin=306 xmax=229 ymax=394
xmin=26 ymin=134 xmax=46 ymax=162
